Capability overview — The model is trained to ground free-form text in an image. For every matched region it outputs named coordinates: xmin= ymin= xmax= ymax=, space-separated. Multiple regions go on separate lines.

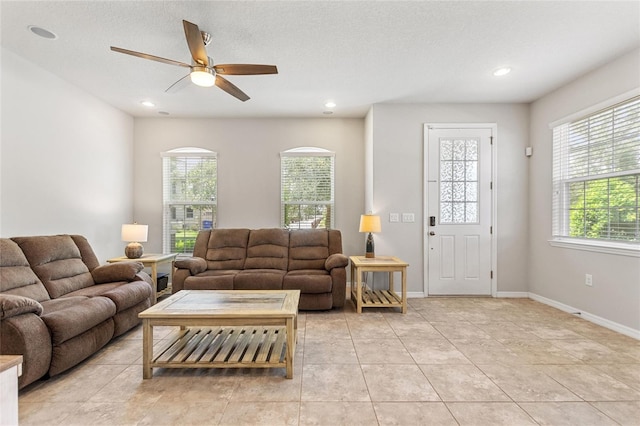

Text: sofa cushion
xmin=96 ymin=281 xmax=152 ymax=312
xmin=283 ymin=270 xmax=332 ymax=294
xmin=69 ymin=235 xmax=101 ymax=271
xmin=0 ymin=239 xmax=51 ymax=302
xmin=244 ymin=228 xmax=289 ymax=270
xmin=288 ymin=230 xmax=330 ymax=270
xmin=40 ymin=296 xmax=116 ymax=345
xmin=185 ymin=274 xmax=235 ymax=290
xmin=205 ymin=229 xmax=250 ymax=270
xmin=63 ymin=281 xmax=151 ymax=312
xmin=234 ymin=269 xmax=286 ymax=290
xmin=13 ymin=235 xmax=94 ymax=299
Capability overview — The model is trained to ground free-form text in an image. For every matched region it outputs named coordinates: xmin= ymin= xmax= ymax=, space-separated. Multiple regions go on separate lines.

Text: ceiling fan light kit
xmin=190 ymin=67 xmax=216 ymax=87
xmin=110 ymin=19 xmax=278 ymax=101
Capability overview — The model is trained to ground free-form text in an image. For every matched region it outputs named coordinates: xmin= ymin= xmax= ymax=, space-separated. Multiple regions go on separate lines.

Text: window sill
xmin=549 ymin=238 xmax=640 ymax=257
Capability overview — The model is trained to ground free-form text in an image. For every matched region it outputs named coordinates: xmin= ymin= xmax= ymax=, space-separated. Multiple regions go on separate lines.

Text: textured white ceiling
xmin=2 ymin=1 xmax=639 ymax=118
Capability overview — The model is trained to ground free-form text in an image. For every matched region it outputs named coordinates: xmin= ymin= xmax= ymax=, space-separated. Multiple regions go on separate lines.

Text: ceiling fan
xmin=110 ymin=20 xmax=278 ymax=101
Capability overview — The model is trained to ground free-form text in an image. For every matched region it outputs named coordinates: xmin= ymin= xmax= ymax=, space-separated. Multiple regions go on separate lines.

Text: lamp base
xmin=365 ymin=232 xmax=375 ymax=258
xmin=125 ymin=242 xmax=144 ymax=259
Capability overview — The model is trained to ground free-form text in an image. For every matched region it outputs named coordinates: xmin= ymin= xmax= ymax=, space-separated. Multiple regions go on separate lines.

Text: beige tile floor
xmin=18 ymin=297 xmax=640 ymax=425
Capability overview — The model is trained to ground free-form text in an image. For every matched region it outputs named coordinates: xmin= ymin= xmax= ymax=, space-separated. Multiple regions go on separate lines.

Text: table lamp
xmin=359 ymin=214 xmax=381 ymax=258
xmin=121 ymin=223 xmax=148 ymax=259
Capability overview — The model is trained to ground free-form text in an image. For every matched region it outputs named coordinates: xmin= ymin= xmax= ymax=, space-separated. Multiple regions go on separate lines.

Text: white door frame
xmin=423 ymin=123 xmax=498 ymax=297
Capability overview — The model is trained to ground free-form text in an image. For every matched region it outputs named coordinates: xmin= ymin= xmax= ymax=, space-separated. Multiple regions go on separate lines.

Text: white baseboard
xmin=496 ymin=291 xmax=529 ymax=298
xmin=528 ymin=292 xmax=640 ymax=340
xmin=346 ymin=282 xmax=638 ymax=340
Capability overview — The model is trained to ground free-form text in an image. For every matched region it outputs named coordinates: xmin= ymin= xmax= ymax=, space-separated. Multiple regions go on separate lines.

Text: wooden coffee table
xmin=138 ymin=290 xmax=300 ymax=379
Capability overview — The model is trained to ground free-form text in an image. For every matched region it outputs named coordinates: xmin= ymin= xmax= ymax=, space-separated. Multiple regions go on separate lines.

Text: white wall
xmin=369 ymin=103 xmax=530 ymax=295
xmin=0 ymin=48 xmax=135 ymax=261
xmin=529 ymin=49 xmax=640 ymax=332
xmin=133 ymin=117 xmax=364 ymax=258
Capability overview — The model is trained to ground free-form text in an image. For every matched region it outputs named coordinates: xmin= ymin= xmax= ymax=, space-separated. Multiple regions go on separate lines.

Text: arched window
xmin=280 ymin=147 xmax=335 ymax=229
xmin=161 ymin=147 xmax=217 ymax=253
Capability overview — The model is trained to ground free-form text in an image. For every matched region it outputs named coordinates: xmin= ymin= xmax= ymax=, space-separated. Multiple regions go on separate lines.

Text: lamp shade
xmin=359 ymin=214 xmax=381 ymax=233
xmin=121 ymin=224 xmax=148 ymax=242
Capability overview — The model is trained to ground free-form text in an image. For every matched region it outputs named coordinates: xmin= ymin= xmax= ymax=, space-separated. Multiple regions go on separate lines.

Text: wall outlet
xmin=389 ymin=213 xmax=400 ymax=223
xmin=585 ymin=274 xmax=593 ymax=286
xmin=402 ymin=213 xmax=415 ymax=222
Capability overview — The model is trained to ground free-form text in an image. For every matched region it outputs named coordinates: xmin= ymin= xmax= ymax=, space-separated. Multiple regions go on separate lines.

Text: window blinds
xmin=161 ymin=149 xmax=217 ymax=253
xmin=280 ymin=150 xmax=335 ymax=229
xmin=552 ymin=96 xmax=640 ymax=241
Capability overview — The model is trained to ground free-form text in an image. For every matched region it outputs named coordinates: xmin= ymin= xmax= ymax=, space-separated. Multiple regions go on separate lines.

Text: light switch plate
xmin=390 ymin=213 xmax=400 ymax=223
xmin=402 ymin=213 xmax=415 ymax=222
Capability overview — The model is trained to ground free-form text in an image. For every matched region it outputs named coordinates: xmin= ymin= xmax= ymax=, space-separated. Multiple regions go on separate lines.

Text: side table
xmin=350 ymin=256 xmax=409 ymax=314
xmin=107 ymin=253 xmax=177 ymax=304
xmin=0 ymin=355 xmax=23 ymax=426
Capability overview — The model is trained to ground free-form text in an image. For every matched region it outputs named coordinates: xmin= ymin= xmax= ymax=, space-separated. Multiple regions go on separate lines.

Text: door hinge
xmin=490 ymin=270 xmax=494 ymax=279
xmin=490 ymin=182 xmax=493 ymax=190
xmin=490 ymin=226 xmax=493 ymax=234
xmin=490 ymin=136 xmax=493 ymax=145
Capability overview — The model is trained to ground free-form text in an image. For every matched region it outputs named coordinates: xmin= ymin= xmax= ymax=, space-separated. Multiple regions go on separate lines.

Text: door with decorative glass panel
xmin=426 ymin=126 xmax=493 ymax=295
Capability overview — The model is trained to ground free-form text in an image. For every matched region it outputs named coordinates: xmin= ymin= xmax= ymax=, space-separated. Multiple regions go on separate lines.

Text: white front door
xmin=425 ymin=126 xmax=493 ymax=295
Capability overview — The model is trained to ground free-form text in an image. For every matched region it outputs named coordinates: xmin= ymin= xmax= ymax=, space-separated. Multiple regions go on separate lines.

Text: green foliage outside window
xmin=569 ymin=176 xmax=639 ymax=241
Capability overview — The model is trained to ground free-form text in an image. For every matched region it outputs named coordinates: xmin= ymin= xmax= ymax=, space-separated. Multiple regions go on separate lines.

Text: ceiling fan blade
xmin=215 ymin=75 xmax=249 ymax=102
xmin=110 ymin=46 xmax=191 ymax=68
xmin=214 ymin=64 xmax=278 ymax=75
xmin=183 ymin=20 xmax=208 ymax=67
xmin=165 ymin=74 xmax=191 ymax=93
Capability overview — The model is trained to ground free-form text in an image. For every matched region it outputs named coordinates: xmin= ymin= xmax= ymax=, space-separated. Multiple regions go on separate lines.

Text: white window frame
xmin=161 ymin=147 xmax=217 ymax=254
xmin=549 ymin=90 xmax=640 ymax=257
xmin=280 ymin=147 xmax=335 ymax=229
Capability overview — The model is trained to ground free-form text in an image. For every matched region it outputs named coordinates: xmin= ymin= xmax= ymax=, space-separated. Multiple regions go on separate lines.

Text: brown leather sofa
xmin=173 ymin=228 xmax=349 ymax=310
xmin=0 ymin=235 xmax=153 ymax=389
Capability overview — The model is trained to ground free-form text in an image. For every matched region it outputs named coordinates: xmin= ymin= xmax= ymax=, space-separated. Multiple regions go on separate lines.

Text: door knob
xmin=429 ymin=231 xmax=436 ymax=236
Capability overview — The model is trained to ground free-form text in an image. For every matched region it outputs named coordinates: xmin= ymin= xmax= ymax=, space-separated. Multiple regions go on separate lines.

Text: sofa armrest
xmin=325 ymin=253 xmax=349 ymax=271
xmin=174 ymin=257 xmax=207 ymax=275
xmin=0 ymin=294 xmax=43 ymax=320
xmin=92 ymin=262 xmax=144 ymax=284
xmin=132 ymin=271 xmax=154 ymax=287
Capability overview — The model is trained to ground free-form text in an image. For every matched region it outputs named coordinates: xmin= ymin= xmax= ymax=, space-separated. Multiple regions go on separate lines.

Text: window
xmin=552 ymin=95 xmax=639 ymax=251
xmin=439 ymin=137 xmax=479 ymax=224
xmin=281 ymin=147 xmax=335 ymax=229
xmin=161 ymin=148 xmax=217 ymax=254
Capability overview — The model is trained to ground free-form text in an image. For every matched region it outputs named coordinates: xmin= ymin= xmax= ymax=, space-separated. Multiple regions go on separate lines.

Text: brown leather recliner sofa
xmin=173 ymin=228 xmax=349 ymax=310
xmin=0 ymin=235 xmax=153 ymax=389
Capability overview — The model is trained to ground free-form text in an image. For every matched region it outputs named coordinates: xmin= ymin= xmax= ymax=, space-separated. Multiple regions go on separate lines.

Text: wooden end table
xmin=138 ymin=290 xmax=300 ymax=379
xmin=107 ymin=253 xmax=177 ymax=304
xmin=350 ymin=256 xmax=409 ymax=314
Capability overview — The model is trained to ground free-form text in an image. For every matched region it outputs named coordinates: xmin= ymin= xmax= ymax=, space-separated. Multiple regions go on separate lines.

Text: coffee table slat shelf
xmin=154 ymin=326 xmax=287 ymax=367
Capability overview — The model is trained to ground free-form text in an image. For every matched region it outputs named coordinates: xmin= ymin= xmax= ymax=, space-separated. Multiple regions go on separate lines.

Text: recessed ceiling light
xmin=141 ymin=101 xmax=155 ymax=107
xmin=324 ymin=101 xmax=336 ymax=108
xmin=493 ymin=67 xmax=512 ymax=77
xmin=28 ymin=25 xmax=57 ymax=40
